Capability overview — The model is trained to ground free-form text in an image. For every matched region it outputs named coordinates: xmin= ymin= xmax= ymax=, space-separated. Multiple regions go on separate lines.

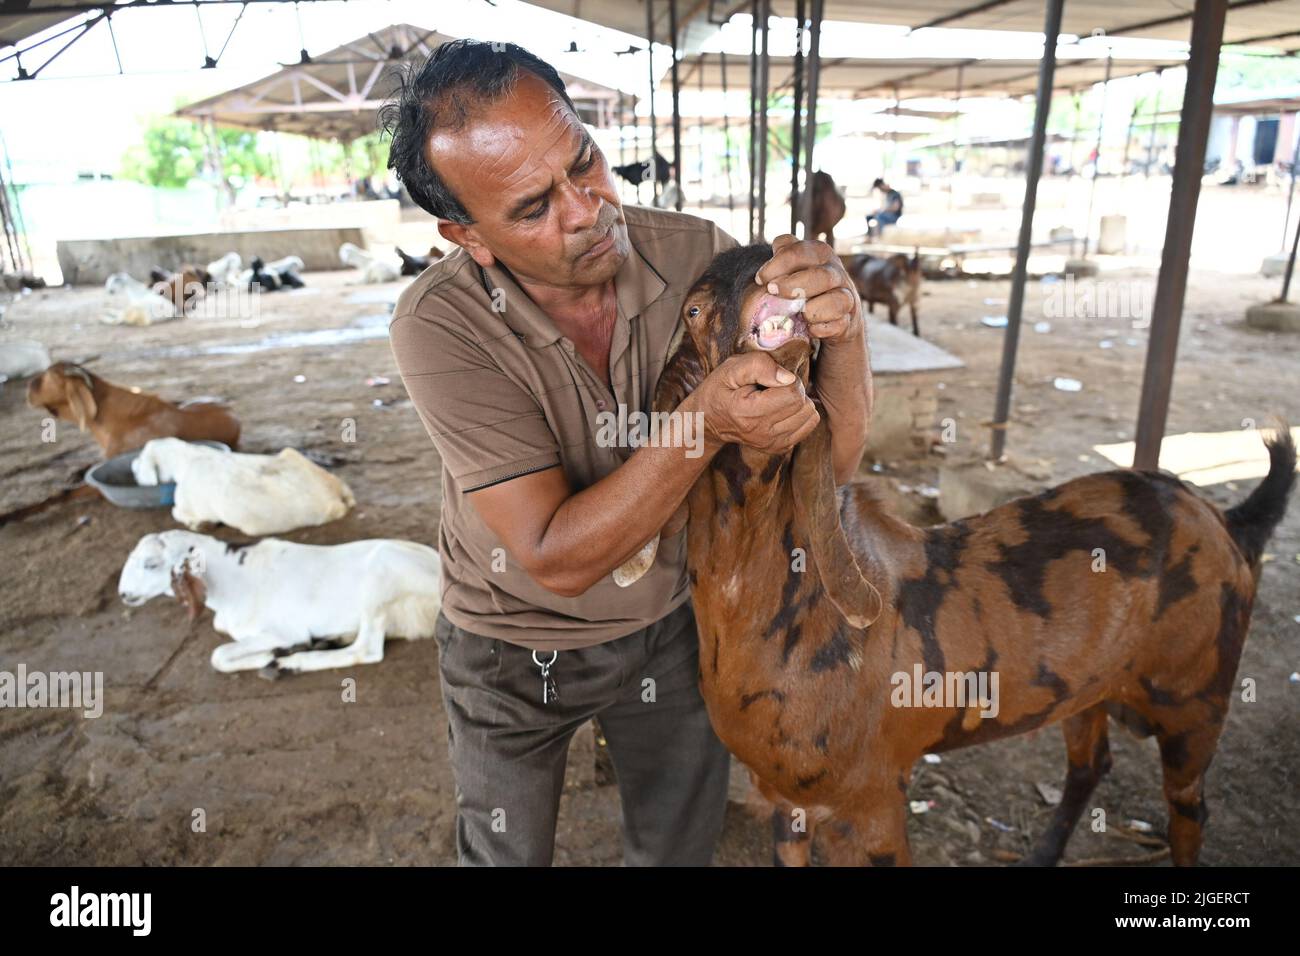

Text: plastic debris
xmin=910 ymin=800 xmax=934 ymax=815
xmin=366 ymin=375 xmax=390 ymax=387
xmin=1033 ymin=321 xmax=1052 ymax=333
xmin=1035 ymin=782 xmax=1063 ymax=806
xmin=922 ymin=753 xmax=942 ymax=765
xmin=983 ymin=298 xmax=1006 ymax=306
xmin=985 ymin=816 xmax=1015 ymax=833
xmin=981 ymin=315 xmax=1008 ymax=328
xmin=1289 ymin=672 xmax=1299 ymax=683
xmin=1128 ymin=819 xmax=1155 ymax=833
xmin=1053 ymin=377 xmax=1083 ymax=392
xmin=293 ymin=374 xmax=306 ymax=384
xmin=1099 ymin=339 xmax=1115 ymax=349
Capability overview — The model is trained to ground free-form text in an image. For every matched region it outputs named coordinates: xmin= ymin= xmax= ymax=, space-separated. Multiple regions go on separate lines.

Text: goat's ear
xmin=170 ymin=557 xmax=207 ymax=622
xmin=791 ymin=412 xmax=882 ymax=630
xmin=612 ymin=534 xmax=660 ymax=588
xmin=611 ymin=333 xmax=707 ymax=588
xmin=655 ymin=327 xmax=707 ymax=415
xmin=65 ymin=377 xmax=98 ymax=431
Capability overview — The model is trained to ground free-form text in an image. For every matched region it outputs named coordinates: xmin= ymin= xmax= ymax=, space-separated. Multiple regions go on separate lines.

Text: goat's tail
xmin=1225 ymin=423 xmax=1296 ymax=567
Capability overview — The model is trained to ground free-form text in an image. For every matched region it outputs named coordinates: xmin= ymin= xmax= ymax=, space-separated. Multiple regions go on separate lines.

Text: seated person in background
xmin=866 ymin=177 xmax=903 ymax=237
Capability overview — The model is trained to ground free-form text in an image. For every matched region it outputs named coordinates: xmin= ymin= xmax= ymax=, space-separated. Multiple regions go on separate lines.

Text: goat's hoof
xmin=257 ymin=663 xmax=283 ymax=682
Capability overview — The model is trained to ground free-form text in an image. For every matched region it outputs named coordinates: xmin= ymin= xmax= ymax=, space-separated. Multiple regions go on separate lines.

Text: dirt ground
xmin=1 ymin=262 xmax=1296 ymax=866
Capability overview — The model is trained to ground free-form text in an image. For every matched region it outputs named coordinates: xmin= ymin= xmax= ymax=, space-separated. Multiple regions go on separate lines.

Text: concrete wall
xmin=56 ymin=227 xmax=366 ymax=285
xmin=865 ymin=370 xmax=943 ymax=460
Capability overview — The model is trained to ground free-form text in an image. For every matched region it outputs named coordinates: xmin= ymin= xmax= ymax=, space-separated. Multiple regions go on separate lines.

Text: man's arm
xmin=468 ymin=352 xmax=819 ymax=597
xmin=755 ymin=235 xmax=872 ymax=484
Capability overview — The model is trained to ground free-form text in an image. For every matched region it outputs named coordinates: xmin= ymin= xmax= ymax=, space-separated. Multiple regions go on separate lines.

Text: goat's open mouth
xmin=749 ymin=293 xmax=810 ymax=350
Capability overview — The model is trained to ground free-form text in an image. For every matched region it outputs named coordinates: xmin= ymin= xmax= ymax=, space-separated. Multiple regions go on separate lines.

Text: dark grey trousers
xmin=432 ymin=600 xmax=731 ymax=866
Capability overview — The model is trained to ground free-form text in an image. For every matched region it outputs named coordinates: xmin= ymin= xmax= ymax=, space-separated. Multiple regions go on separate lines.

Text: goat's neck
xmin=189 ymin=541 xmax=243 ymax=610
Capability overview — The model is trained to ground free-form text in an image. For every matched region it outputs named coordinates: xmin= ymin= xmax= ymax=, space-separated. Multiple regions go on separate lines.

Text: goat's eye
xmin=688 ymin=306 xmax=700 ymax=317
xmin=143 ymin=560 xmax=161 ymax=571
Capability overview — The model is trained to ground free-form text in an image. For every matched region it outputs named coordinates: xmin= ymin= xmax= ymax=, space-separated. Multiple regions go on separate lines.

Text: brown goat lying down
xmin=27 ymin=362 xmax=240 ymax=458
xmin=619 ymin=244 xmax=1295 ymax=867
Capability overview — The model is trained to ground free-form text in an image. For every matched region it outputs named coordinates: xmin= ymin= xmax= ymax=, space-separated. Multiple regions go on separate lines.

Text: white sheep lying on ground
xmin=119 ymin=530 xmax=442 ymax=673
xmin=103 ymin=272 xmax=178 ymax=326
xmin=131 ymin=437 xmax=355 ymax=535
xmin=339 ymin=242 xmax=400 ymax=284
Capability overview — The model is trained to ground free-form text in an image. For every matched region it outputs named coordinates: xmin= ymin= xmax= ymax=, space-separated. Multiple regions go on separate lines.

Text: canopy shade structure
xmin=524 ymin=0 xmax=724 ymax=51
xmin=764 ymin=0 xmax=1300 ymax=48
xmin=0 ymin=0 xmax=81 ymax=49
xmin=674 ymin=52 xmax=1187 ymax=100
xmin=1211 ymin=88 xmax=1300 ymax=113
xmin=177 ymin=23 xmax=629 ymax=142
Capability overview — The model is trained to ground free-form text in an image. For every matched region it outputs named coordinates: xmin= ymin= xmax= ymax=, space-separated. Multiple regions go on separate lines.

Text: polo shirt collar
xmin=475 ymin=224 xmax=669 ymax=350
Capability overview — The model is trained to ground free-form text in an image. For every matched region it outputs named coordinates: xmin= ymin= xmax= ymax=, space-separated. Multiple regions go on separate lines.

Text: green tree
xmin=121 ymin=117 xmax=271 ymax=202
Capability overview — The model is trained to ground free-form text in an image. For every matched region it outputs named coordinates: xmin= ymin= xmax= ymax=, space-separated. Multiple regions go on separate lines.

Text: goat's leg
xmin=770 ymin=804 xmax=815 ymax=867
xmin=211 ymin=640 xmax=277 ymax=673
xmin=272 ymin=619 xmax=386 ymax=673
xmin=821 ymin=792 xmax=912 ymax=866
xmin=910 ymin=300 xmax=920 ymax=337
xmin=1020 ymin=703 xmax=1112 ymax=866
xmin=1156 ymin=716 xmax=1226 ymax=866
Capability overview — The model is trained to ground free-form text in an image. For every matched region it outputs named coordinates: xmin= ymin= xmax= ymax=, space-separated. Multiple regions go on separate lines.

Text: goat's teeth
xmin=782 ymin=317 xmax=794 ymax=332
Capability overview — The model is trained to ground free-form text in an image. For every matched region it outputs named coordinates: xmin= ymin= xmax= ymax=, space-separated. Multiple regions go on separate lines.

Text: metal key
xmin=533 ymin=650 xmax=559 ymax=705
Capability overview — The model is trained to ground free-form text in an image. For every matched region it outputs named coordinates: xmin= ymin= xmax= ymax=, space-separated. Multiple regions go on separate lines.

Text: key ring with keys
xmin=532 ymin=650 xmax=559 ymax=704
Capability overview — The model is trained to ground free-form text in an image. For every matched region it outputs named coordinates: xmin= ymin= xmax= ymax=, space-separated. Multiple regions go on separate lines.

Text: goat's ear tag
xmin=791 ymin=416 xmax=882 ymax=630
xmin=613 ymin=534 xmax=660 ymax=588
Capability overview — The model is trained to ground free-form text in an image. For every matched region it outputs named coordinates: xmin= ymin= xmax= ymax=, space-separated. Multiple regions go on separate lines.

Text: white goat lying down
xmin=205 ymin=251 xmax=242 ymax=288
xmin=339 ymin=242 xmax=400 ymax=284
xmin=119 ymin=530 xmax=442 ymax=673
xmin=103 ymin=272 xmax=177 ymax=326
xmin=132 ymin=437 xmax=355 ymax=535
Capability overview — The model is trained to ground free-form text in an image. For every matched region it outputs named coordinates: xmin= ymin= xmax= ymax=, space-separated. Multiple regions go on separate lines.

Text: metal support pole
xmin=618 ymin=90 xmax=626 ymax=172
xmin=799 ymin=0 xmax=823 ymax=240
xmin=697 ymin=51 xmax=705 ymax=209
xmin=748 ymin=0 xmax=758 ymax=241
xmin=1281 ymin=133 xmax=1299 ymax=252
xmin=669 ymin=0 xmax=683 ymax=211
xmin=1145 ymin=70 xmax=1163 ymax=178
xmin=647 ymin=0 xmax=659 ymax=204
xmin=948 ymin=64 xmax=964 ymax=216
xmin=990 ymin=0 xmax=1064 ymax=461
xmin=1280 ymin=196 xmax=1300 ymax=302
xmin=1080 ymin=52 xmax=1113 ymax=259
xmin=721 ymin=51 xmax=736 ymax=234
xmin=789 ymin=0 xmax=806 ymax=235
xmin=755 ymin=0 xmax=771 ymax=241
xmin=1132 ymin=0 xmax=1228 ymax=471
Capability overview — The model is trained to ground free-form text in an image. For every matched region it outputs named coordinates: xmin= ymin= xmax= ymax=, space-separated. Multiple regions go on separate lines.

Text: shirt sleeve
xmin=710 ymin=221 xmax=741 ymax=256
xmin=389 ymin=311 xmax=561 ymax=492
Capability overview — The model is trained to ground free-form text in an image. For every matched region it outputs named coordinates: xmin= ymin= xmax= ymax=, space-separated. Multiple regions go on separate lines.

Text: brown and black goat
xmin=618 ymin=243 xmax=1295 ymax=867
xmin=847 ymin=252 xmax=923 ymax=337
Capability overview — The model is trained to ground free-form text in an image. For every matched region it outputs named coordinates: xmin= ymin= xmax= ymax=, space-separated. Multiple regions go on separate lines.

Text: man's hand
xmin=685 ymin=351 xmax=819 ymax=456
xmin=754 ymin=234 xmax=862 ymax=346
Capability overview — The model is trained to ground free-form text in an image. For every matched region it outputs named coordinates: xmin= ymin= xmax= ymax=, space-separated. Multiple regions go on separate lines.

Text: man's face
xmin=428 ymin=72 xmax=629 ymax=289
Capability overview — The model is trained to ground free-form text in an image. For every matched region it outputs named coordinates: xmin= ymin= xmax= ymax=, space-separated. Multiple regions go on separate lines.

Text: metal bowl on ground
xmin=85 ymin=440 xmax=230 ymax=509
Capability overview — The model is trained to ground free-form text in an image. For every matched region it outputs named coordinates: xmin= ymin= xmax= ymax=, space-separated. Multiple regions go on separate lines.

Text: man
xmin=383 ymin=39 xmax=871 ymax=866
xmin=867 ymin=177 xmax=904 ymax=237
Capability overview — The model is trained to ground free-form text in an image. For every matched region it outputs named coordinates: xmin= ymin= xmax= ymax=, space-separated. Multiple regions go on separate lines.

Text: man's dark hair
xmin=379 ymin=39 xmax=577 ymax=223
xmin=872 ymin=178 xmax=886 ymax=190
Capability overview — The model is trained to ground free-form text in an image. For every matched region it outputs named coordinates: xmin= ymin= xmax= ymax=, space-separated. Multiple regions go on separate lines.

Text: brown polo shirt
xmin=389 ymin=204 xmax=738 ymax=651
